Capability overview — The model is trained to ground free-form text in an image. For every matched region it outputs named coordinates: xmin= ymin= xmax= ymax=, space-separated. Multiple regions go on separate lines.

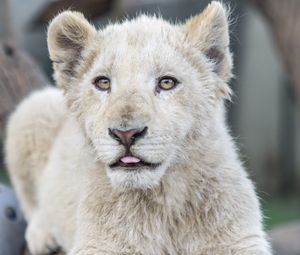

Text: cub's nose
xmin=109 ymin=127 xmax=148 ymax=148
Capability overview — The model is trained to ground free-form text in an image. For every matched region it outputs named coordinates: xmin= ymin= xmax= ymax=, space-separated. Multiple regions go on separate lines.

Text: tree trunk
xmin=252 ymin=0 xmax=300 ymax=101
xmin=0 ymin=41 xmax=48 ymax=142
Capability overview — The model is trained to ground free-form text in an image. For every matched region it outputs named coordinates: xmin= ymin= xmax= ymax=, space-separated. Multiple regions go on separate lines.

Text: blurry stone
xmin=0 ymin=183 xmax=26 ymax=255
xmin=23 ymin=247 xmax=65 ymax=255
xmin=270 ymin=221 xmax=300 ymax=255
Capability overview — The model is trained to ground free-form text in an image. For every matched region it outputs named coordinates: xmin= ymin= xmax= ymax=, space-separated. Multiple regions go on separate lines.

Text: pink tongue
xmin=120 ymin=156 xmax=141 ymax=164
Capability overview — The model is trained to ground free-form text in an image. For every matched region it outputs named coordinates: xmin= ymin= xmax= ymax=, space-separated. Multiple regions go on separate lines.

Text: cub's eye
xmin=93 ymin=76 xmax=111 ymax=91
xmin=157 ymin=76 xmax=179 ymax=92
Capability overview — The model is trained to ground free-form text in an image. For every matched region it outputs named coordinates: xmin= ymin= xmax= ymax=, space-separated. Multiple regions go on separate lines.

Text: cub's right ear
xmin=47 ymin=11 xmax=96 ymax=89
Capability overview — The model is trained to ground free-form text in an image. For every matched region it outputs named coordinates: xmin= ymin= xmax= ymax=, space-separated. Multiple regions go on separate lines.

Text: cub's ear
xmin=183 ymin=1 xmax=232 ymax=82
xmin=47 ymin=11 xmax=96 ymax=89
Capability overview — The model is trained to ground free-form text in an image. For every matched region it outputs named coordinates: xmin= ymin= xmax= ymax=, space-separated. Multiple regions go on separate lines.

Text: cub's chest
xmin=102 ymin=206 xmax=202 ymax=255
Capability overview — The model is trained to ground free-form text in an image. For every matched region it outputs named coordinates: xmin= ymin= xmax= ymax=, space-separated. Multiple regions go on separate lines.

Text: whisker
xmin=136 ymin=143 xmax=168 ymax=146
xmin=95 ymin=144 xmax=120 ymax=147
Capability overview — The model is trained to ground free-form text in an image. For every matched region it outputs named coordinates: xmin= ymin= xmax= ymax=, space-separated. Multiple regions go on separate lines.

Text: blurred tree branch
xmin=252 ymin=0 xmax=300 ymax=101
xmin=0 ymin=42 xmax=48 ymax=142
xmin=0 ymin=0 xmax=14 ymax=39
xmin=33 ymin=0 xmax=114 ymax=25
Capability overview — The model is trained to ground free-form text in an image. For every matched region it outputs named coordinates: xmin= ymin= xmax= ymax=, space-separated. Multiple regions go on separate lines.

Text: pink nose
xmin=109 ymin=127 xmax=148 ymax=148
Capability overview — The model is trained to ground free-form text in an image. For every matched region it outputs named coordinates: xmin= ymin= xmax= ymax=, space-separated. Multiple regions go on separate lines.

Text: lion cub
xmin=5 ymin=1 xmax=271 ymax=254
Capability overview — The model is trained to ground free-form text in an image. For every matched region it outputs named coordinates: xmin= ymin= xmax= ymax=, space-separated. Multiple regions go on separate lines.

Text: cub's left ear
xmin=183 ymin=1 xmax=232 ymax=82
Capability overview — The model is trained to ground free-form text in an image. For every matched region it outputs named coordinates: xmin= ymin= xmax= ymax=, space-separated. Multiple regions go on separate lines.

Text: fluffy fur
xmin=5 ymin=2 xmax=271 ymax=254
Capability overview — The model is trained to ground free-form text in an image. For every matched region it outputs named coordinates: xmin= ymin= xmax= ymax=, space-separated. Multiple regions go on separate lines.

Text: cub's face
xmin=48 ymin=2 xmax=232 ymax=190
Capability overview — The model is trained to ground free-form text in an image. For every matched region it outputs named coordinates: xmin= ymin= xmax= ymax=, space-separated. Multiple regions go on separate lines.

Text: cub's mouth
xmin=109 ymin=154 xmax=160 ymax=170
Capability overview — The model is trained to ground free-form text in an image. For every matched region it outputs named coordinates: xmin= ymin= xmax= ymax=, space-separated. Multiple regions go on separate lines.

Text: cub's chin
xmin=103 ymin=150 xmax=176 ymax=190
xmin=105 ymin=162 xmax=166 ymax=190
xmin=109 ymin=155 xmax=160 ymax=171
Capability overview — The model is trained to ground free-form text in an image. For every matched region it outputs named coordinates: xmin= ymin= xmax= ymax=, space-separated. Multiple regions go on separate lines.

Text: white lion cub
xmin=5 ymin=1 xmax=271 ymax=254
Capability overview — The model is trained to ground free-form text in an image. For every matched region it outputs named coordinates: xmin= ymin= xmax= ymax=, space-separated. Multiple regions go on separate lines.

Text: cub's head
xmin=47 ymin=1 xmax=232 ymax=190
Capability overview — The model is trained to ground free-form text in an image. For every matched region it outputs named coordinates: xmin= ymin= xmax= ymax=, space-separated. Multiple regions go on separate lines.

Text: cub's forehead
xmin=90 ymin=15 xmax=186 ymax=74
xmin=101 ymin=15 xmax=181 ymax=42
xmin=98 ymin=16 xmax=184 ymax=53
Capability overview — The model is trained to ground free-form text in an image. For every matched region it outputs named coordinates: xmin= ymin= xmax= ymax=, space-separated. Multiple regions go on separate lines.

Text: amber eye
xmin=157 ymin=76 xmax=178 ymax=92
xmin=93 ymin=76 xmax=111 ymax=91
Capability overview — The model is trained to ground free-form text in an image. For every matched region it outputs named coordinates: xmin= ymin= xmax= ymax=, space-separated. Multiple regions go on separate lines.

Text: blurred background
xmin=0 ymin=0 xmax=299 ymax=254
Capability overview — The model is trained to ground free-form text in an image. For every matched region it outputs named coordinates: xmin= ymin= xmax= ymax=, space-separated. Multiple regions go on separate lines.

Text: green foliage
xmin=0 ymin=169 xmax=9 ymax=184
xmin=262 ymin=196 xmax=300 ymax=230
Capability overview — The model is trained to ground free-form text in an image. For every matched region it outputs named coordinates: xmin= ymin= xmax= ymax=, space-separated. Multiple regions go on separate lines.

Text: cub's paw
xmin=25 ymin=216 xmax=60 ymax=255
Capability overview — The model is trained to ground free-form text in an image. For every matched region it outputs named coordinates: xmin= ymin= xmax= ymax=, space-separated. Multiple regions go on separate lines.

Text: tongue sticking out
xmin=120 ymin=156 xmax=141 ymax=164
